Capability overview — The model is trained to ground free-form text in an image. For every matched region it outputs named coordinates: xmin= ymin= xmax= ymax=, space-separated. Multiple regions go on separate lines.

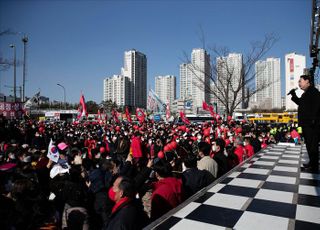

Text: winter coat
xmin=182 ymin=168 xmax=215 ymax=198
xmin=104 ymin=199 xmax=149 ymax=230
xmin=151 ymin=177 xmax=184 ymax=220
xmin=291 ymin=86 xmax=320 ymax=126
xmin=213 ymin=151 xmax=229 ymax=178
xmin=131 ymin=136 xmax=143 ymax=158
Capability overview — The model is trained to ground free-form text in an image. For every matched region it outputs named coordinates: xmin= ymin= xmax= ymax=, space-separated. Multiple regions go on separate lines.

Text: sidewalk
xmin=145 ymin=143 xmax=320 ymax=230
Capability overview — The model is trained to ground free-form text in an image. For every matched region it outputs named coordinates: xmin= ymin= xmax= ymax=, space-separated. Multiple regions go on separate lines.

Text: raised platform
xmin=145 ymin=143 xmax=320 ymax=230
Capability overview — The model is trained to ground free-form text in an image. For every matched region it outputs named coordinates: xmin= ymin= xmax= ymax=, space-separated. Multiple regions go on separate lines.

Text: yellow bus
xmin=247 ymin=112 xmax=297 ymax=123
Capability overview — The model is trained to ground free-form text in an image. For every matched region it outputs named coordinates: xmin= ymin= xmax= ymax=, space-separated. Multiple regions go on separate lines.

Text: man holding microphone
xmin=288 ymin=75 xmax=320 ymax=173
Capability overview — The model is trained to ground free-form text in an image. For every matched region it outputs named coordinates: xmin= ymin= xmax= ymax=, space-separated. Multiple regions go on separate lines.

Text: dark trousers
xmin=302 ymin=125 xmax=320 ymax=171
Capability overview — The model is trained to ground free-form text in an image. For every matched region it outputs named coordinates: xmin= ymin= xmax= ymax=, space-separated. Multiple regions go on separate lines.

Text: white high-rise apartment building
xmin=215 ymin=53 xmax=244 ymax=113
xmin=155 ymin=75 xmax=176 ymax=104
xmin=255 ymin=58 xmax=281 ymax=109
xmin=180 ymin=48 xmax=211 ymax=111
xmin=103 ymin=75 xmax=131 ymax=106
xmin=285 ymin=53 xmax=306 ymax=110
xmin=121 ymin=50 xmax=147 ymax=108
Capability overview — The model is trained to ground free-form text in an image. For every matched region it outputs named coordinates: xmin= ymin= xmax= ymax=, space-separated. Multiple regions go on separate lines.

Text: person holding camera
xmin=289 ymin=75 xmax=320 ymax=173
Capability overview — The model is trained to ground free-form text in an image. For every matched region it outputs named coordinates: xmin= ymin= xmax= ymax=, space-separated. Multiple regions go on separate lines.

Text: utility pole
xmin=22 ymin=35 xmax=28 ymax=102
xmin=9 ymin=44 xmax=16 ymax=102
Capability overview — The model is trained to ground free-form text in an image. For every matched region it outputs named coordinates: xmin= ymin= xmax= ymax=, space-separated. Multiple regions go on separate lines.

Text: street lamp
xmin=57 ymin=83 xmax=66 ymax=110
xmin=9 ymin=44 xmax=16 ymax=102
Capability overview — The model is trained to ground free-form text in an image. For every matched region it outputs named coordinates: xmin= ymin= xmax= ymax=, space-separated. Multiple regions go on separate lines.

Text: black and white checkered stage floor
xmin=145 ymin=143 xmax=320 ymax=230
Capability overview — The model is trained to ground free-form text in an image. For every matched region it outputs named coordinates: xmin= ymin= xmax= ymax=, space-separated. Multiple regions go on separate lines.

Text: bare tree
xmin=184 ymin=33 xmax=278 ymax=116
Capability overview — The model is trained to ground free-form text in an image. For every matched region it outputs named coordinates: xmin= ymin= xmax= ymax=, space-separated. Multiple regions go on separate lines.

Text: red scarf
xmin=111 ymin=197 xmax=130 ymax=214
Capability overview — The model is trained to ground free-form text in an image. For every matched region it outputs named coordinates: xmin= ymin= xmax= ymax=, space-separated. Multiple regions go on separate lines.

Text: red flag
xmin=112 ymin=109 xmax=120 ymax=123
xmin=203 ymin=101 xmax=216 ymax=118
xmin=77 ymin=93 xmax=88 ymax=119
xmin=136 ymin=108 xmax=145 ymax=124
xmin=202 ymin=101 xmax=209 ymax=111
xmin=180 ymin=111 xmax=190 ymax=125
xmin=97 ymin=109 xmax=102 ymax=123
xmin=125 ymin=106 xmax=132 ymax=123
xmin=166 ymin=102 xmax=171 ymax=120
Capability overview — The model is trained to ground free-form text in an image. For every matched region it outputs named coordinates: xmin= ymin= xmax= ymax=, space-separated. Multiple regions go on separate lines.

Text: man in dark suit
xmin=289 ymin=75 xmax=320 ymax=173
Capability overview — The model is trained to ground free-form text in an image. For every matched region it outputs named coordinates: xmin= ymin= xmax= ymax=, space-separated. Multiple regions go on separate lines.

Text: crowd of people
xmin=0 ymin=113 xmax=301 ymax=229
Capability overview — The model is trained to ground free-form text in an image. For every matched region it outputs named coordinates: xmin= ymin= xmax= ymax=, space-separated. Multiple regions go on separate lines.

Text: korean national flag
xmin=47 ymin=139 xmax=60 ymax=163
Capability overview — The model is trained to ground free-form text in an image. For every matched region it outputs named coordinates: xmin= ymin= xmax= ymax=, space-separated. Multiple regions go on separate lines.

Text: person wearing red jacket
xmin=233 ymin=137 xmax=246 ymax=163
xmin=131 ymin=133 xmax=143 ymax=158
xmin=244 ymin=137 xmax=255 ymax=158
xmin=151 ymin=159 xmax=184 ymax=221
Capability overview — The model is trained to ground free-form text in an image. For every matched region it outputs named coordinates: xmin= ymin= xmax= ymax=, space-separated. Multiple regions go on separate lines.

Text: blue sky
xmin=0 ymin=0 xmax=311 ymax=103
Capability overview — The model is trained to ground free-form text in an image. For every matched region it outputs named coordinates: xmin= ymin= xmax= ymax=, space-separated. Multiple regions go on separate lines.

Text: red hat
xmin=225 ymin=139 xmax=231 ymax=146
xmin=99 ymin=147 xmax=106 ymax=153
xmin=58 ymin=142 xmax=68 ymax=151
xmin=179 ymin=125 xmax=186 ymax=132
xmin=171 ymin=141 xmax=177 ymax=149
xmin=203 ymin=128 xmax=210 ymax=137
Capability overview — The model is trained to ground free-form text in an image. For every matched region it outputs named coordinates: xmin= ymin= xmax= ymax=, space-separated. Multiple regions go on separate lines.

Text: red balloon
xmin=158 ymin=151 xmax=164 ymax=159
xmin=171 ymin=141 xmax=177 ymax=149
xmin=39 ymin=127 xmax=45 ymax=133
xmin=115 ymin=126 xmax=121 ymax=132
xmin=225 ymin=139 xmax=231 ymax=146
xmin=99 ymin=147 xmax=106 ymax=153
xmin=133 ymin=125 xmax=139 ymax=130
xmin=227 ymin=115 xmax=232 ymax=121
xmin=163 ymin=145 xmax=170 ymax=152
xmin=236 ymin=127 xmax=242 ymax=134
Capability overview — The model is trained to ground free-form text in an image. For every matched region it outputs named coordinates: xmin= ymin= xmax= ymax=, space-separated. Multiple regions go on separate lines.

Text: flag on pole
xmin=136 ymin=108 xmax=145 ymax=124
xmin=47 ymin=139 xmax=60 ymax=163
xmin=125 ymin=106 xmax=132 ymax=123
xmin=23 ymin=91 xmax=40 ymax=109
xmin=77 ymin=93 xmax=88 ymax=119
xmin=180 ymin=111 xmax=190 ymax=125
xmin=166 ymin=102 xmax=170 ymax=121
xmin=202 ymin=101 xmax=216 ymax=118
xmin=112 ymin=109 xmax=120 ymax=123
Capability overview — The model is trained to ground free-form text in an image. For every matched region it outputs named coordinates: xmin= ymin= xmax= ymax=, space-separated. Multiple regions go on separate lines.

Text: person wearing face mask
xmin=107 ymin=135 xmax=118 ymax=157
xmin=212 ymin=138 xmax=228 ymax=178
xmin=104 ymin=176 xmax=149 ymax=229
xmin=289 ymin=75 xmax=320 ymax=173
xmin=116 ymin=134 xmax=130 ymax=160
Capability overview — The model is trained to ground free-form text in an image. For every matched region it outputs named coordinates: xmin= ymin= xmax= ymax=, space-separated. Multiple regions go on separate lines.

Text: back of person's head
xmin=183 ymin=154 xmax=197 ymax=169
xmin=153 ymin=158 xmax=172 ymax=178
xmin=198 ymin=141 xmax=211 ymax=156
xmin=215 ymin=138 xmax=225 ymax=153
xmin=67 ymin=210 xmax=87 ymax=230
xmin=118 ymin=176 xmax=136 ymax=198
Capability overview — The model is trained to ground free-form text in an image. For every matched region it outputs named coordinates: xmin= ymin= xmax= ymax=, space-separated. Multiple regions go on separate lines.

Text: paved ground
xmin=145 ymin=143 xmax=320 ymax=230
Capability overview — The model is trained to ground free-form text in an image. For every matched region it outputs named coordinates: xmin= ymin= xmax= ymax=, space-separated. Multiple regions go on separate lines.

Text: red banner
xmin=0 ymin=102 xmax=23 ymax=118
xmin=289 ymin=58 xmax=294 ymax=73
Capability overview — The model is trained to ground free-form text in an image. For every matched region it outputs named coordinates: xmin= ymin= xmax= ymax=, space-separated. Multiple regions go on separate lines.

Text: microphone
xmin=287 ymin=87 xmax=298 ymax=95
